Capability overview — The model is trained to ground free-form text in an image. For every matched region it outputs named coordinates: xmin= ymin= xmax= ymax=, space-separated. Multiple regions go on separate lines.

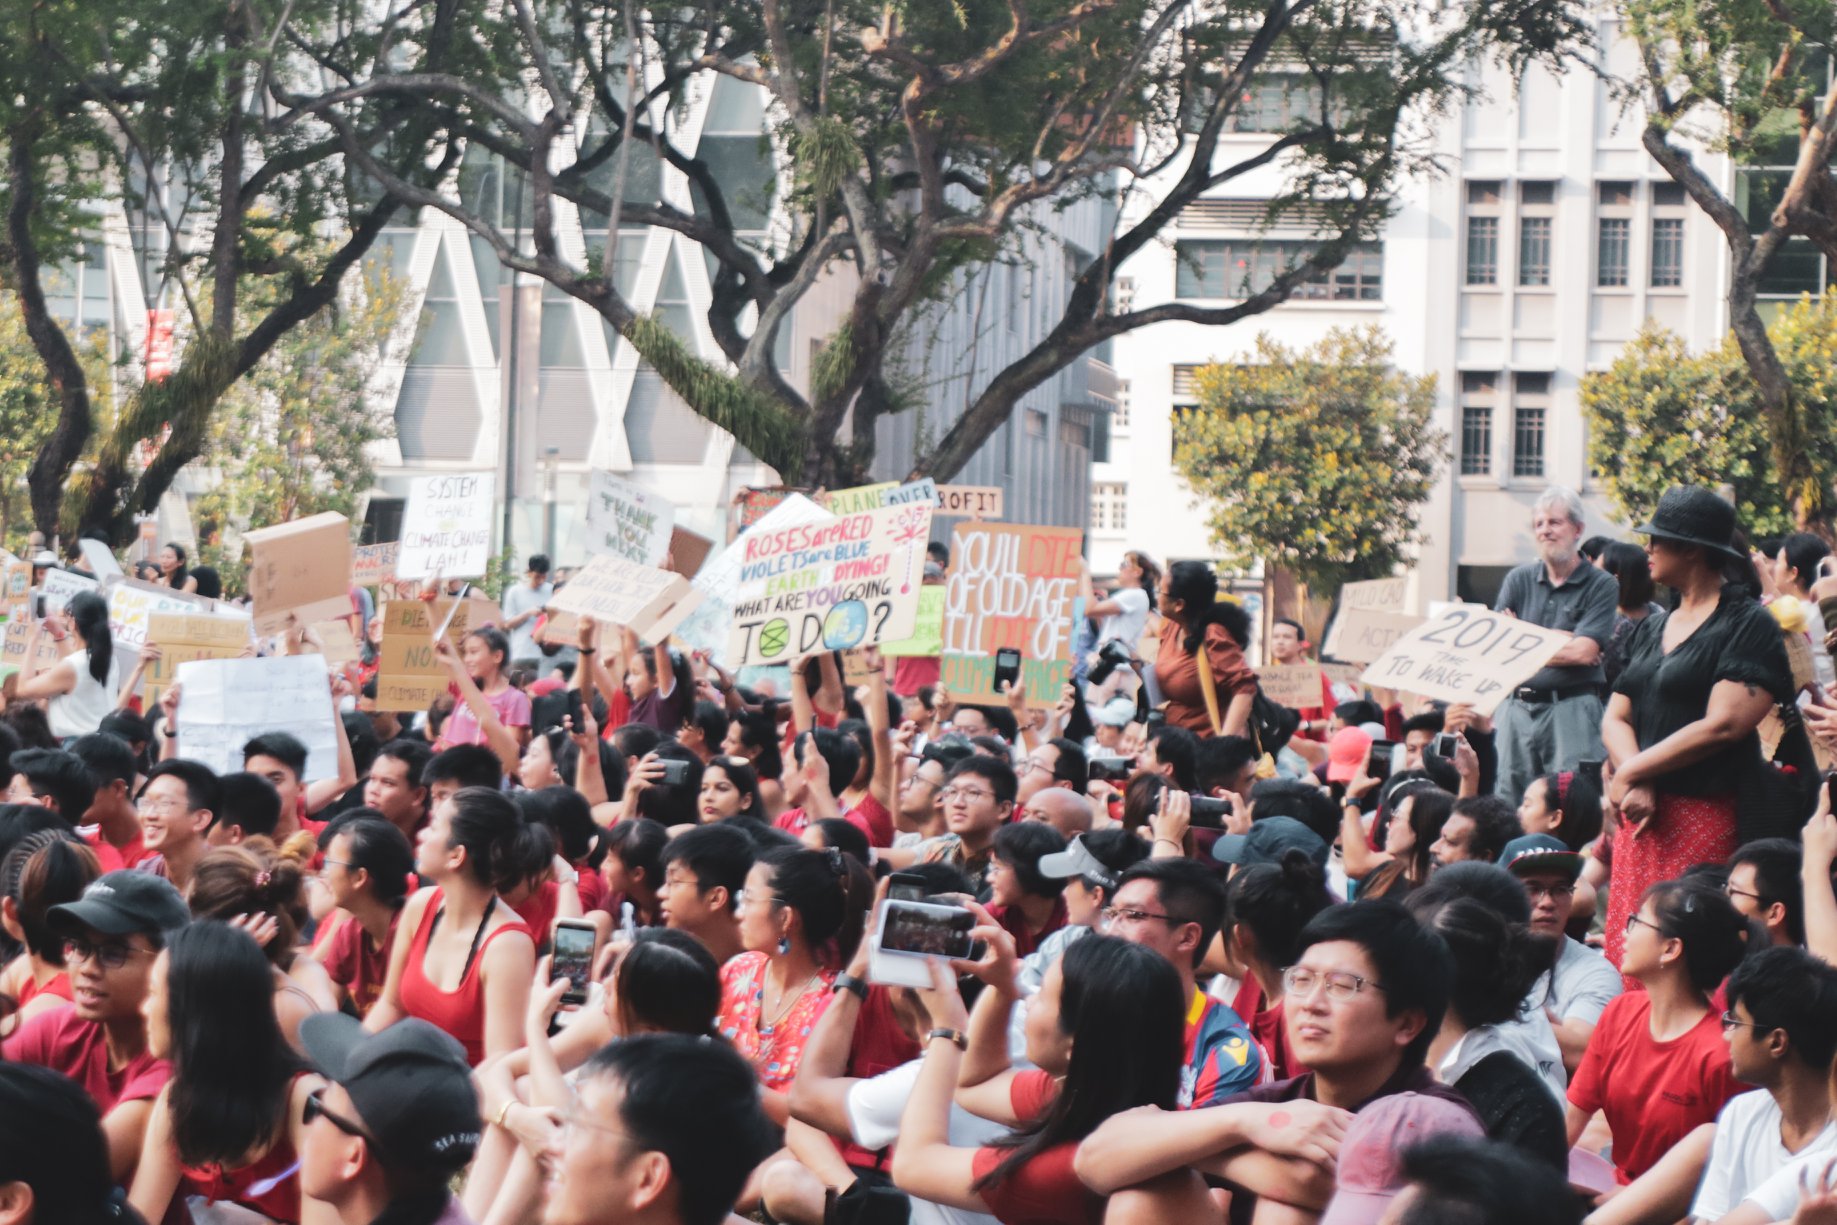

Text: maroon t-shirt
xmin=1 ymin=1004 xmax=172 ymax=1112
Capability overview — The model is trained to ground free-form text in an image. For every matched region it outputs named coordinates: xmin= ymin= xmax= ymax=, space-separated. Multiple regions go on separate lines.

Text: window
xmin=1459 ymin=372 xmax=1495 ymax=476
xmin=1464 ymin=181 xmax=1502 ymax=286
xmin=1651 ymin=182 xmax=1686 ymax=289
xmin=1223 ymin=73 xmax=1326 ymax=132
xmin=1596 ymin=182 xmax=1634 ymax=288
xmin=1092 ymin=483 xmax=1128 ymax=532
xmin=1113 ymin=379 xmax=1131 ymax=431
xmin=1174 ymin=239 xmax=1382 ymax=301
xmin=1512 ymin=373 xmax=1550 ymax=479
xmin=1025 ymin=408 xmax=1048 ymax=438
xmin=1517 ymin=182 xmax=1555 ymax=287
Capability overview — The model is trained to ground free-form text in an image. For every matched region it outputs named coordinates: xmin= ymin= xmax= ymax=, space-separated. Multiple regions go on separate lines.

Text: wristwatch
xmin=831 ymin=973 xmax=869 ymax=1000
xmin=927 ymin=1027 xmax=969 ymax=1051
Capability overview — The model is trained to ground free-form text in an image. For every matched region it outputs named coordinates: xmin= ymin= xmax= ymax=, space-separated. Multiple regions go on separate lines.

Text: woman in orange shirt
xmin=1154 ymin=561 xmax=1258 ymax=738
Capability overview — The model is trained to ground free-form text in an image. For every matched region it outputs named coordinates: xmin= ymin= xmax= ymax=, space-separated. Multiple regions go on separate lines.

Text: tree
xmin=1616 ymin=0 xmax=1837 ymax=528
xmin=1581 ymin=295 xmax=1837 ymax=539
xmin=0 ymin=296 xmax=58 ymax=550
xmin=0 ymin=0 xmax=460 ymax=545
xmin=189 ymin=269 xmax=409 ymax=590
xmin=283 ymin=0 xmax=1587 ymax=485
xmin=1171 ymin=326 xmax=1443 ymax=600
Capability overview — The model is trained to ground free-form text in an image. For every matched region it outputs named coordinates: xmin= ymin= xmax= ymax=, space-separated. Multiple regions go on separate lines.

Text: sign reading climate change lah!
xmin=726 ymin=501 xmax=934 ymax=665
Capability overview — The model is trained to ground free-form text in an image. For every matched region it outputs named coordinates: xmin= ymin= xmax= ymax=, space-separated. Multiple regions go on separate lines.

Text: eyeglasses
xmin=304 ymin=1088 xmax=376 ymax=1143
xmin=1522 ymin=883 xmax=1576 ymax=902
xmin=1720 ymin=1011 xmax=1776 ymax=1033
xmin=320 ymin=858 xmax=355 ymax=871
xmin=560 ymin=1086 xmax=633 ymax=1143
xmin=1019 ymin=760 xmax=1054 ymax=778
xmin=1723 ymin=882 xmax=1764 ymax=903
xmin=940 ymin=786 xmax=996 ymax=805
xmin=661 ymin=872 xmax=705 ymax=892
xmin=1282 ymin=966 xmax=1386 ymax=1002
xmin=901 ymin=774 xmax=941 ymax=793
xmin=1625 ymin=913 xmax=1668 ymax=937
xmin=1100 ymin=906 xmax=1177 ymax=928
xmin=135 ymin=798 xmax=192 ymax=816
xmin=735 ymin=888 xmax=787 ymax=908
xmin=62 ymin=937 xmax=155 ymax=971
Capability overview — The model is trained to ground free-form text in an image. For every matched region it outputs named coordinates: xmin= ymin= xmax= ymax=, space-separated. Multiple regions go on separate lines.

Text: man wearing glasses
xmin=298 ymin=1013 xmax=482 ymax=1225
xmin=133 ymin=758 xmax=221 ymax=892
xmin=915 ymin=756 xmax=1016 ymax=895
xmin=1 ymin=870 xmax=189 ymax=1184
xmin=1503 ymin=834 xmax=1621 ymax=1075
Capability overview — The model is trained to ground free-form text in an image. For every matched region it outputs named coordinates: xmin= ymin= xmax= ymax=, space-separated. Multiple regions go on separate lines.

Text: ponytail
xmin=67 ymin=591 xmax=112 ymax=685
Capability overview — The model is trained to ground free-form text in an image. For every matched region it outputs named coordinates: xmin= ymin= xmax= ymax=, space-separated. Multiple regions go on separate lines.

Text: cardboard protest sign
xmin=735 ymin=487 xmax=808 ymax=531
xmin=881 ymin=585 xmax=945 ymax=658
xmin=175 ymin=655 xmax=339 ymax=779
xmin=310 ymin=620 xmax=362 ymax=668
xmin=665 ymin=526 xmax=714 ymax=578
xmin=941 ymin=523 xmax=1082 ymax=707
xmin=842 ymin=647 xmax=881 ymax=684
xmin=243 ymin=513 xmax=355 ymax=635
xmin=352 ymin=542 xmax=400 ymax=588
xmin=374 ymin=597 xmax=493 ymax=712
xmin=40 ymin=568 xmax=98 ymax=614
xmin=1258 ymin=663 xmax=1326 ymax=709
xmin=1359 ymin=605 xmax=1572 ymax=715
xmin=145 ymin=612 xmax=254 ymax=699
xmin=727 ymin=501 xmax=935 ymax=666
xmin=548 ymin=555 xmax=703 ymax=642
xmin=676 ymin=495 xmax=835 ymax=661
xmin=585 ymin=471 xmax=674 ymax=565
xmin=1321 ymin=577 xmax=1410 ymax=660
xmin=822 ymin=482 xmax=898 ymax=515
xmin=935 ymin=485 xmax=1003 ymax=519
xmin=1 ymin=562 xmax=31 ymax=622
xmin=1324 ymin=610 xmax=1422 ymax=666
xmin=1321 ymin=662 xmax=1366 ymax=694
xmin=398 ymin=472 xmax=495 ymax=579
xmin=78 ymin=539 xmax=123 ymax=580
xmin=108 ymin=580 xmax=217 ymax=653
xmin=0 ymin=619 xmax=74 ymax=681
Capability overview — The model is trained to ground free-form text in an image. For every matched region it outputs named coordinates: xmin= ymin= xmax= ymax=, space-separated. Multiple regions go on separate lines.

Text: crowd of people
xmin=6 ymin=482 xmax=1837 ymax=1225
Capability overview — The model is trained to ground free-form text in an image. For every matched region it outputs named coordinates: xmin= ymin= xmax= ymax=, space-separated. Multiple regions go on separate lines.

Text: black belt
xmin=1512 ymin=684 xmax=1595 ymax=704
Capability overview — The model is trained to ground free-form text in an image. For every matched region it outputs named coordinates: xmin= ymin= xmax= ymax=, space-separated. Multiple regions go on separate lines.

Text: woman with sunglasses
xmin=1566 ymin=880 xmax=1751 ymax=1188
xmin=129 ymin=920 xmax=328 ymax=1225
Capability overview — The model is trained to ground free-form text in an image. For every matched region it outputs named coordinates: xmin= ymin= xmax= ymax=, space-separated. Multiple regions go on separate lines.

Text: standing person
xmin=313 ymin=815 xmax=417 ymax=1017
xmin=1269 ymin=618 xmax=1337 ymax=741
xmin=1565 ymin=881 xmax=1749 ymax=1187
xmin=128 ymin=922 xmax=325 ymax=1225
xmin=157 ymin=542 xmax=190 ymax=591
xmin=1773 ymin=532 xmax=1836 ymax=690
xmin=1086 ymin=550 xmax=1160 ymax=664
xmin=1599 ymin=541 xmax=1667 ymax=691
xmin=1154 ymin=562 xmax=1257 ymax=738
xmin=297 ymin=1014 xmax=483 ymax=1225
xmin=5 ymin=591 xmax=120 ymax=740
xmin=1 ymin=871 xmax=190 ymax=1183
xmin=501 ymin=554 xmax=553 ymax=676
xmin=1601 ymin=486 xmax=1791 ymax=968
xmin=366 ymin=788 xmax=537 ymax=1065
xmin=1490 ymin=487 xmax=1619 ymax=801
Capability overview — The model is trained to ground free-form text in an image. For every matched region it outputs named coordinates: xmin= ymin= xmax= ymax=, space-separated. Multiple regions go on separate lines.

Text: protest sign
xmin=175 ymin=655 xmax=339 ymax=779
xmin=548 ymin=554 xmax=703 ymax=642
xmin=78 ymin=539 xmax=123 ymax=580
xmin=940 ymin=523 xmax=1082 ymax=707
xmin=311 ymin=620 xmax=361 ymax=668
xmin=935 ymin=485 xmax=1003 ymax=519
xmin=374 ymin=597 xmax=491 ymax=712
xmin=0 ymin=620 xmax=74 ymax=681
xmin=1321 ymin=576 xmax=1410 ymax=659
xmin=822 ymin=482 xmax=898 ymax=515
xmin=735 ymin=487 xmax=808 ymax=531
xmin=1359 ymin=605 xmax=1572 ymax=716
xmin=1321 ymin=662 xmax=1366 ymax=694
xmin=665 ymin=526 xmax=714 ymax=578
xmin=398 ymin=472 xmax=495 ymax=579
xmin=145 ymin=612 xmax=254 ymax=699
xmin=585 ymin=471 xmax=674 ymax=565
xmin=881 ymin=585 xmax=946 ymax=658
xmin=1323 ymin=610 xmax=1422 ymax=666
xmin=352 ymin=542 xmax=400 ymax=588
xmin=842 ymin=647 xmax=881 ymax=684
xmin=1 ymin=562 xmax=30 ymax=621
xmin=40 ymin=568 xmax=98 ymax=614
xmin=242 ymin=512 xmax=354 ymax=635
xmin=107 ymin=579 xmax=217 ymax=652
xmin=1258 ymin=663 xmax=1326 ymax=709
xmin=727 ymin=501 xmax=934 ymax=666
xmin=885 ymin=478 xmax=938 ymax=508
xmin=676 ymin=495 xmax=835 ymax=660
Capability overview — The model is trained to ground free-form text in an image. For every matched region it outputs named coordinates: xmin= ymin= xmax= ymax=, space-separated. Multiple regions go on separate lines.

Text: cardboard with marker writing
xmin=1358 ymin=605 xmax=1571 ymax=716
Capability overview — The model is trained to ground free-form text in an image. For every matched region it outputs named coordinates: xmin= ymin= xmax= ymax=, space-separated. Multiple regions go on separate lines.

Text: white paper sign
xmin=674 ymin=494 xmax=836 ymax=660
xmin=1358 ymin=606 xmax=1572 ymax=715
xmin=78 ymin=540 xmax=124 ymax=580
xmin=398 ymin=472 xmax=496 ymax=579
xmin=40 ymin=568 xmax=100 ymax=614
xmin=585 ymin=471 xmax=675 ymax=565
xmin=107 ymin=580 xmax=228 ymax=651
xmin=174 ymin=654 xmax=340 ymax=780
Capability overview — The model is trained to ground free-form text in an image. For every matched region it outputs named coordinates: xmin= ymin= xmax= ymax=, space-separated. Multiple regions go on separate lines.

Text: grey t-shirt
xmin=1493 ymin=559 xmax=1618 ymax=691
xmin=502 ymin=580 xmax=552 ymax=663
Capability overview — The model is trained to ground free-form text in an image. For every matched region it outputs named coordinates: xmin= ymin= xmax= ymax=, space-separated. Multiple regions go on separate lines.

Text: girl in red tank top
xmin=129 ymin=922 xmax=325 ymax=1225
xmin=368 ymin=787 xmax=537 ymax=1065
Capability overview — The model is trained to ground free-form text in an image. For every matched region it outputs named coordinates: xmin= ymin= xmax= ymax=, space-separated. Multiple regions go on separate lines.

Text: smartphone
xmin=1825 ymin=773 xmax=1836 ymax=813
xmin=1577 ymin=759 xmax=1604 ymax=792
xmin=1367 ymin=739 xmax=1398 ymax=783
xmin=993 ymin=647 xmax=1022 ymax=694
xmin=30 ymin=591 xmax=46 ymax=620
xmin=550 ymin=918 xmax=601 ymax=1007
xmin=1433 ymin=733 xmax=1458 ymax=759
xmin=1088 ymin=754 xmax=1133 ymax=783
xmin=658 ymin=758 xmax=692 ymax=787
xmin=888 ymin=871 xmax=928 ymax=904
xmin=877 ymin=899 xmax=977 ymax=960
xmin=565 ymin=688 xmax=585 ymax=727
xmin=1188 ymin=794 xmax=1232 ymax=829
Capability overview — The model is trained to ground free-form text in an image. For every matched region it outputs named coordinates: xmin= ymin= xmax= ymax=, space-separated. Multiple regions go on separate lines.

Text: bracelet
xmin=832 ymin=973 xmax=869 ymax=1000
xmin=1154 ymin=836 xmax=1182 ymax=849
xmin=163 ymin=723 xmax=178 ymax=737
xmin=926 ymin=1027 xmax=969 ymax=1051
xmin=494 ymin=1099 xmax=517 ymax=1129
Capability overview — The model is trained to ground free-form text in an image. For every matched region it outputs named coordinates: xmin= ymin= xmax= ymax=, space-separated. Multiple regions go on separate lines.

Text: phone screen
xmin=888 ymin=873 xmax=928 ymax=904
xmin=879 ymin=900 xmax=976 ymax=960
xmin=551 ymin=923 xmax=598 ymax=1005
xmin=993 ymin=648 xmax=1022 ymax=693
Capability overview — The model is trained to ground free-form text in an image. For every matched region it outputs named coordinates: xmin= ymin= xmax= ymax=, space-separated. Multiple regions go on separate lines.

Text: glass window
xmin=1175 ymin=239 xmax=1381 ymax=300
xmin=1650 ymin=217 xmax=1684 ymax=288
xmin=1459 ymin=372 xmax=1495 ymax=477
xmin=1092 ymin=483 xmax=1128 ymax=531
xmin=1518 ymin=216 xmax=1552 ymax=287
xmin=1466 ymin=217 xmax=1499 ymax=285
xmin=1513 ymin=408 xmax=1546 ymax=477
xmin=1597 ymin=218 xmax=1631 ymax=287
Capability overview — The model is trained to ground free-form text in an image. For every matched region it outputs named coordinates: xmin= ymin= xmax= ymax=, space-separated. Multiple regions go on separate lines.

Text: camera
xmin=658 ymin=758 xmax=692 ymax=787
xmin=1188 ymin=794 xmax=1233 ymax=829
xmin=1088 ymin=639 xmax=1135 ymax=686
xmin=1088 ymin=754 xmax=1134 ymax=783
xmin=1433 ymin=733 xmax=1458 ymax=759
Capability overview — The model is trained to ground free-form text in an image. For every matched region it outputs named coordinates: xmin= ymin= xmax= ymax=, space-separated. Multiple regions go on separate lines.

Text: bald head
xmin=1022 ymin=787 xmax=1092 ymax=839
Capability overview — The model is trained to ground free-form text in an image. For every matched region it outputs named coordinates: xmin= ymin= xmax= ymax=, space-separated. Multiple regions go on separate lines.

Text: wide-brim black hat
xmin=1635 ymin=486 xmax=1744 ymax=560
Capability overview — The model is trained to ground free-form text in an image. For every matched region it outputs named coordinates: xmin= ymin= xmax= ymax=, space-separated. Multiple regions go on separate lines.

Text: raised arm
xmin=862 ymin=648 xmax=898 ymax=814
xmin=435 ymin=638 xmax=522 ymax=778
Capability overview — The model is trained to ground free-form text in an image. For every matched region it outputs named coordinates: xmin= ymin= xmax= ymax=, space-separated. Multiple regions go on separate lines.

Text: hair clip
xmin=255 ymin=868 xmax=272 ymax=889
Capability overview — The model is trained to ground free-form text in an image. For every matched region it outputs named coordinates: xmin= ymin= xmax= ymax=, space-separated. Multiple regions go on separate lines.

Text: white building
xmin=1097 ymin=16 xmax=1816 ymax=605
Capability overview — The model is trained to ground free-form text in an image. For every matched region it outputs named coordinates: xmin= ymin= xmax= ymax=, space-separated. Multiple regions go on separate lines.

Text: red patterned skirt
xmin=1603 ymin=791 xmax=1738 ymax=972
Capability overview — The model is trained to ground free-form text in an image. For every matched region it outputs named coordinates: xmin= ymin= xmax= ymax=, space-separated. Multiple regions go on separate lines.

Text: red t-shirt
xmin=82 ymin=827 xmax=144 ymax=874
xmin=988 ymin=897 xmax=1069 ymax=959
xmin=834 ymin=988 xmax=923 ymax=1169
xmin=320 ymin=911 xmax=402 ymax=1018
xmin=510 ymin=880 xmax=561 ymax=947
xmin=774 ymin=793 xmax=895 ymax=849
xmin=1 ymin=1004 xmax=172 ymax=1112
xmin=892 ymin=655 xmax=941 ymax=698
xmin=969 ymin=1070 xmax=1099 ymax=1225
xmin=1567 ymin=992 xmax=1744 ymax=1184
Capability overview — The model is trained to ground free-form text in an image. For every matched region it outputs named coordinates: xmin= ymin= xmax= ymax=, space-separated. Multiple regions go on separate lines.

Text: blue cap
xmin=1212 ymin=816 xmax=1329 ymax=869
xmin=1500 ymin=833 xmax=1584 ymax=881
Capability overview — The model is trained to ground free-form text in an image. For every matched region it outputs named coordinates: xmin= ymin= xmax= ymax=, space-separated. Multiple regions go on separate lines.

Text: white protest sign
xmin=40 ymin=568 xmax=99 ymax=614
xmin=727 ymin=500 xmax=934 ymax=665
xmin=585 ymin=471 xmax=675 ymax=565
xmin=1326 ymin=610 xmax=1424 ymax=666
xmin=107 ymin=579 xmax=222 ymax=651
xmin=548 ymin=554 xmax=703 ymax=641
xmin=78 ymin=539 xmax=123 ymax=580
xmin=1321 ymin=576 xmax=1410 ymax=660
xmin=398 ymin=472 xmax=495 ymax=579
xmin=1358 ymin=606 xmax=1572 ymax=715
xmin=674 ymin=494 xmax=836 ymax=661
xmin=174 ymin=654 xmax=340 ymax=779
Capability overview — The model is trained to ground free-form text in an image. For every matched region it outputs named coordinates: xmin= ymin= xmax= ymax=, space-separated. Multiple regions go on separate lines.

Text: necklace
xmin=757 ymin=969 xmax=824 ymax=1037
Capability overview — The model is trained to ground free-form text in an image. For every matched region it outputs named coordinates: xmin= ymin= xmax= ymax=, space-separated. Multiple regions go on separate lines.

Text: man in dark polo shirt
xmin=1491 ymin=486 xmax=1618 ymax=802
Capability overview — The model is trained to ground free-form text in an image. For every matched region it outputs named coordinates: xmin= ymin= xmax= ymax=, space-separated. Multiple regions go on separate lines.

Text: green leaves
xmin=1171 ymin=326 xmax=1444 ymax=593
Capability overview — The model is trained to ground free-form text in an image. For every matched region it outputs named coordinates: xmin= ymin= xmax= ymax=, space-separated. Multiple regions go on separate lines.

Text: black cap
xmin=300 ymin=1014 xmax=481 ymax=1171
xmin=47 ymin=871 xmax=190 ymax=938
xmin=1500 ymin=834 xmax=1586 ymax=883
xmin=1212 ymin=816 xmax=1330 ymax=869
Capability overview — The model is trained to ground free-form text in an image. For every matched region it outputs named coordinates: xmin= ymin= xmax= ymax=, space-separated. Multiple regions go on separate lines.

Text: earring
xmin=777 ymin=936 xmax=791 ymax=955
